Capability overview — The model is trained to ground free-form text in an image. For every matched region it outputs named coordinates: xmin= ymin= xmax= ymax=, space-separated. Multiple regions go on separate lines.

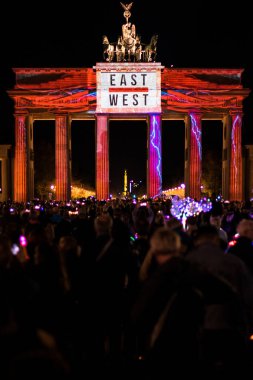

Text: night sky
xmin=0 ymin=1 xmax=252 ymax=194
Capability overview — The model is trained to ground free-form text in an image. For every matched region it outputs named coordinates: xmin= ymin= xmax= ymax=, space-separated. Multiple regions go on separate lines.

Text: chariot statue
xmin=102 ymin=2 xmax=158 ymax=63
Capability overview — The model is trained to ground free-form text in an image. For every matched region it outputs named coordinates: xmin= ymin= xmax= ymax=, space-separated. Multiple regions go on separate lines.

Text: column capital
xmin=222 ymin=112 xmax=231 ymax=120
xmin=14 ymin=112 xmax=28 ymax=118
xmin=188 ymin=109 xmax=203 ymax=115
xmin=184 ymin=114 xmax=190 ymax=124
xmin=55 ymin=113 xmax=68 ymax=117
xmin=188 ymin=111 xmax=203 ymax=119
xmin=229 ymin=109 xmax=243 ymax=116
xmin=95 ymin=113 xmax=110 ymax=116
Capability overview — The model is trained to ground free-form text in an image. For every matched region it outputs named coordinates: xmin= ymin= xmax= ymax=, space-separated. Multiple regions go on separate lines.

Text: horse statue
xmin=102 ymin=35 xmax=115 ymax=62
xmin=116 ymin=36 xmax=125 ymax=62
xmin=134 ymin=35 xmax=142 ymax=62
xmin=145 ymin=34 xmax=158 ymax=62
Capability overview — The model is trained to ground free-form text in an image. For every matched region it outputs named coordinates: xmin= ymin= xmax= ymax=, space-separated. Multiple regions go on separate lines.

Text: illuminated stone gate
xmin=8 ymin=3 xmax=249 ymax=201
xmin=9 ymin=66 xmax=248 ymax=201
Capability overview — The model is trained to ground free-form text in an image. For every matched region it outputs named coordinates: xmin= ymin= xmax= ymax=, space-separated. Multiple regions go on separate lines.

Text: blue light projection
xmin=150 ymin=114 xmax=162 ymax=193
xmin=190 ymin=113 xmax=202 ymax=159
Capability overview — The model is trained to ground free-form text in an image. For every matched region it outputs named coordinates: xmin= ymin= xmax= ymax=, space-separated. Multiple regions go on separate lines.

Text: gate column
xmin=147 ymin=114 xmax=162 ymax=198
xmin=222 ymin=114 xmax=231 ymax=200
xmin=185 ymin=113 xmax=202 ymax=199
xmin=14 ymin=114 xmax=27 ymax=202
xmin=229 ymin=112 xmax=243 ymax=200
xmin=27 ymin=114 xmax=34 ymax=200
xmin=96 ymin=115 xmax=109 ymax=200
xmin=55 ymin=114 xmax=71 ymax=201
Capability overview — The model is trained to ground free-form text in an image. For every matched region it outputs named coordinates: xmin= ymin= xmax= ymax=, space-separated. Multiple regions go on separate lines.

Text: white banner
xmin=96 ymin=70 xmax=161 ymax=113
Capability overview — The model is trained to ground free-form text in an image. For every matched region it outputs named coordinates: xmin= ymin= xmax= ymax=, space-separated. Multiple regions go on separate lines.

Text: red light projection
xmin=230 ymin=113 xmax=243 ymax=200
xmin=11 ymin=68 xmax=248 ymax=116
xmin=14 ymin=115 xmax=27 ymax=202
xmin=55 ymin=115 xmax=70 ymax=201
xmin=8 ymin=67 xmax=249 ymax=201
xmin=161 ymin=68 xmax=246 ymax=115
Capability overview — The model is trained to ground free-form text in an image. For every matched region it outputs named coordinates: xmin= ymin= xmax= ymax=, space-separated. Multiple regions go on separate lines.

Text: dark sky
xmin=0 ymin=1 xmax=252 ymax=194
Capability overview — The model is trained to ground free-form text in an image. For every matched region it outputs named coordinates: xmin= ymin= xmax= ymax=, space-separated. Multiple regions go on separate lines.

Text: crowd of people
xmin=0 ymin=197 xmax=253 ymax=378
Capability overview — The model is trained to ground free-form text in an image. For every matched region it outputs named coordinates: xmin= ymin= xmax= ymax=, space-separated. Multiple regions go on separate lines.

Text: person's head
xmin=210 ymin=215 xmax=222 ymax=229
xmin=58 ymin=236 xmax=77 ymax=254
xmin=150 ymin=227 xmax=181 ymax=265
xmin=193 ymin=225 xmax=220 ymax=247
xmin=186 ymin=216 xmax=198 ymax=235
xmin=237 ymin=219 xmax=253 ymax=240
xmin=154 ymin=210 xmax=165 ymax=226
xmin=94 ymin=213 xmax=113 ymax=237
xmin=166 ymin=217 xmax=182 ymax=231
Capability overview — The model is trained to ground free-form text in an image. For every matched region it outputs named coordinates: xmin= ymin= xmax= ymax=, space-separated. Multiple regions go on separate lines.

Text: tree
xmin=202 ymin=150 xmax=221 ymax=196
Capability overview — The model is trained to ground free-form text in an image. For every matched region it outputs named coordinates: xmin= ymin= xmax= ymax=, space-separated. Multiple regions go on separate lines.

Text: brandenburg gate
xmin=9 ymin=3 xmax=249 ymax=202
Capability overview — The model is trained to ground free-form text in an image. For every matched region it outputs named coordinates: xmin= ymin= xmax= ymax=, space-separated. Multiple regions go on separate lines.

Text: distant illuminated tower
xmin=124 ymin=169 xmax=128 ymax=196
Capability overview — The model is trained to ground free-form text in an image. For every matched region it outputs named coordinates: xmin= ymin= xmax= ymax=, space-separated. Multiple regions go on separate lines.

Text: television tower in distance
xmin=124 ymin=169 xmax=128 ymax=196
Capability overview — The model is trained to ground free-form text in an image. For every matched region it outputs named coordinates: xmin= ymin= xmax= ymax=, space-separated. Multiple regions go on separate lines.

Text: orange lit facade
xmin=9 ymin=67 xmax=249 ymax=201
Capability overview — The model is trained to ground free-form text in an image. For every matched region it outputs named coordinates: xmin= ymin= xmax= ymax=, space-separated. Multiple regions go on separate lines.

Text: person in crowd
xmin=209 ymin=214 xmax=228 ymax=248
xmin=227 ymin=219 xmax=253 ymax=274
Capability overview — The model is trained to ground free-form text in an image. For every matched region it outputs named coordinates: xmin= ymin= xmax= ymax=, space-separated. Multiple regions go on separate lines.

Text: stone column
xmin=96 ymin=115 xmax=109 ymax=200
xmin=244 ymin=145 xmax=253 ymax=200
xmin=185 ymin=113 xmax=202 ymax=199
xmin=229 ymin=112 xmax=243 ymax=200
xmin=55 ymin=115 xmax=71 ymax=201
xmin=0 ymin=145 xmax=11 ymax=201
xmin=26 ymin=114 xmax=34 ymax=200
xmin=14 ymin=114 xmax=27 ymax=202
xmin=184 ymin=115 xmax=190 ymax=197
xmin=222 ymin=114 xmax=231 ymax=200
xmin=68 ymin=115 xmax=72 ymax=198
xmin=0 ymin=159 xmax=7 ymax=200
xmin=147 ymin=114 xmax=162 ymax=198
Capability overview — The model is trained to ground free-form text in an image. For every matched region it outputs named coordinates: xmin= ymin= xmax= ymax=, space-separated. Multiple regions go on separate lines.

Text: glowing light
xmin=228 ymin=240 xmax=237 ymax=247
xmin=19 ymin=235 xmax=27 ymax=247
xmin=171 ymin=197 xmax=212 ymax=226
xmin=129 ymin=179 xmax=134 ymax=193
xmin=162 ymin=183 xmax=185 ymax=198
xmin=71 ymin=185 xmax=95 ymax=199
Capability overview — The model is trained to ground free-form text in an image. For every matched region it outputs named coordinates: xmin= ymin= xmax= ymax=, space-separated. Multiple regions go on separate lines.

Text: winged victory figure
xmin=120 ymin=2 xmax=133 ymax=11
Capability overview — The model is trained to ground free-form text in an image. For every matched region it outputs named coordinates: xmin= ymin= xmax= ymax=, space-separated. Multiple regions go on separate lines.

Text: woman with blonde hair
xmin=139 ymin=227 xmax=181 ymax=282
